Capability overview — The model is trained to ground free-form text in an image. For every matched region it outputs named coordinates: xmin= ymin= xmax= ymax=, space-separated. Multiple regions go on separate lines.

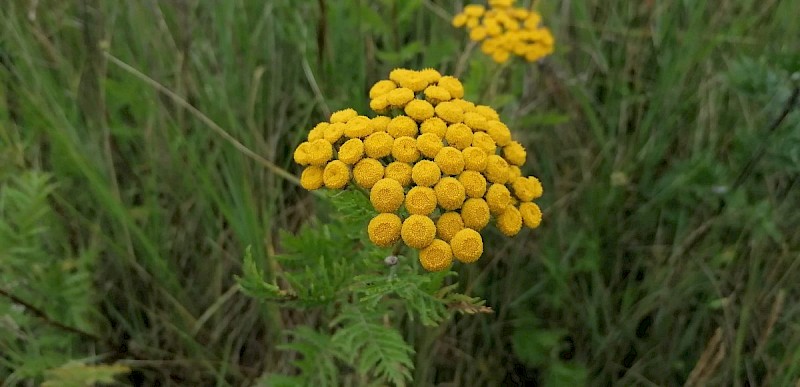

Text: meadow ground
xmin=1 ymin=0 xmax=800 ymax=385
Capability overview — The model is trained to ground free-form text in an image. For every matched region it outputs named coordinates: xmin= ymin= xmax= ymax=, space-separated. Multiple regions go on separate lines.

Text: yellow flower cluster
xmin=452 ymin=1 xmax=554 ymax=63
xmin=293 ymin=69 xmax=543 ymax=272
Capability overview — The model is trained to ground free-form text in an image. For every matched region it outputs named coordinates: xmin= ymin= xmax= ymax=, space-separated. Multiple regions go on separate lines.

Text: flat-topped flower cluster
xmin=452 ymin=0 xmax=554 ymax=63
xmin=294 ymin=68 xmax=542 ymax=271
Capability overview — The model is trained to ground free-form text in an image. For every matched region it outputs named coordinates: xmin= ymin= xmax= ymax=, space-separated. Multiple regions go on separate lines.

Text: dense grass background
xmin=2 ymin=0 xmax=799 ymax=385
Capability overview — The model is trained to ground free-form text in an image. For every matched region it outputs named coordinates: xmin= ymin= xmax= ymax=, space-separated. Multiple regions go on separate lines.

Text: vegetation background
xmin=2 ymin=0 xmax=799 ymax=385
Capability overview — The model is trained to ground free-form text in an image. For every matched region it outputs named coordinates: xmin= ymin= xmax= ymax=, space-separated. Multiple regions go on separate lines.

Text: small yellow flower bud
xmin=463 ymin=112 xmax=489 ymax=132
xmin=437 ymin=76 xmax=465 ymax=99
xmin=353 ymin=158 xmax=384 ymax=189
xmin=368 ymin=116 xmax=392 ymax=133
xmin=474 ymin=105 xmax=500 ymax=121
xmin=300 ymin=165 xmax=324 ymax=190
xmin=450 ymin=228 xmax=483 ymax=263
xmin=323 ymin=122 xmax=346 ymax=143
xmin=370 ymin=178 xmax=405 ymax=213
xmin=434 ymin=101 xmax=465 ymax=124
xmin=387 ymin=116 xmax=419 ymax=138
xmin=369 ymin=80 xmax=397 ymax=99
xmin=308 ymin=122 xmax=327 ymax=141
xmin=452 ymin=13 xmax=469 ymax=28
xmin=461 ymin=198 xmax=490 ymax=230
xmin=344 ymin=116 xmax=372 ymax=139
xmin=458 ymin=170 xmax=488 ymax=198
xmin=486 ymin=120 xmax=512 ymax=146
xmin=445 ymin=123 xmax=474 ymax=150
xmin=385 ymin=162 xmax=413 ymax=187
xmin=293 ymin=142 xmax=312 ymax=165
xmin=519 ymin=202 xmax=542 ymax=229
xmin=419 ymin=68 xmax=442 ymax=84
xmin=368 ymin=213 xmax=402 ymax=247
xmin=363 ymin=132 xmax=394 ymax=159
xmin=392 ymin=136 xmax=421 ymax=163
xmin=434 ymin=146 xmax=466 ymax=176
xmin=416 ymin=132 xmax=444 ymax=159
xmin=434 ymin=177 xmax=466 ymax=211
xmin=462 ymin=147 xmax=488 ymax=172
xmin=386 ymin=87 xmax=415 ymax=107
xmin=485 ymin=183 xmax=512 ymax=215
xmin=323 ymin=160 xmax=350 ymax=189
xmin=472 ymin=132 xmax=498 ymax=154
xmin=411 ymin=160 xmax=442 ymax=187
xmin=338 ymin=138 xmax=364 ymax=165
xmin=503 ymin=141 xmax=526 ymax=166
xmin=330 ymin=108 xmax=358 ymax=124
xmin=424 ymin=85 xmax=452 ymax=105
xmin=370 ymin=95 xmax=390 ymax=112
xmin=464 ymin=4 xmax=486 ymax=17
xmin=436 ymin=212 xmax=464 ymax=242
xmin=420 ymin=117 xmax=448 ymax=138
xmin=419 ymin=239 xmax=453 ymax=272
xmin=470 ymin=26 xmax=488 ymax=41
xmin=396 ymin=72 xmax=428 ymax=92
xmin=496 ymin=205 xmax=522 ymax=236
xmin=485 ymin=155 xmax=510 ymax=184
xmin=401 ymin=214 xmax=436 ymax=249
xmin=507 ymin=165 xmax=522 ymax=182
xmin=405 ymin=99 xmax=435 ymax=121
xmin=405 ymin=186 xmax=437 ymax=215
xmin=308 ymin=139 xmax=334 ymax=166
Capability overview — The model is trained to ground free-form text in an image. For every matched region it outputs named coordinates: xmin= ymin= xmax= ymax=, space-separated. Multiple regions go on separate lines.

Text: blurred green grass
xmin=1 ymin=0 xmax=799 ymax=385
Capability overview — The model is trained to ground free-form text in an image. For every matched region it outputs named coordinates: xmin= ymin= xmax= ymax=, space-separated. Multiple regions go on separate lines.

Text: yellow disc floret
xmin=512 ymin=176 xmax=540 ymax=202
xmin=293 ymin=142 xmax=312 ymax=165
xmin=368 ymin=116 xmax=392 ymax=133
xmin=424 ymin=85 xmax=452 ymax=105
xmin=485 ymin=155 xmax=510 ymax=184
xmin=308 ymin=139 xmax=334 ymax=166
xmin=419 ymin=239 xmax=453 ymax=272
xmin=392 ymin=136 xmax=421 ymax=163
xmin=436 ymin=212 xmax=464 ymax=242
xmin=308 ymin=122 xmax=327 ymax=141
xmin=368 ymin=213 xmax=402 ymax=247
xmin=437 ymin=76 xmax=465 ymax=99
xmin=323 ymin=160 xmax=350 ymax=189
xmin=417 ymin=132 xmax=444 ymax=159
xmin=435 ymin=101 xmax=465 ymax=124
xmin=461 ymin=198 xmax=491 ymax=230
xmin=330 ymin=108 xmax=357 ymax=124
xmin=420 ymin=117 xmax=448 ymax=138
xmin=300 ymin=165 xmax=324 ymax=190
xmin=485 ymin=183 xmax=512 ymax=215
xmin=405 ymin=186 xmax=438 ymax=215
xmin=462 ymin=146 xmax=488 ymax=171
xmin=387 ymin=116 xmax=418 ymax=138
xmin=353 ymin=158 xmax=384 ymax=189
xmin=503 ymin=141 xmax=527 ymax=166
xmin=472 ymin=132 xmax=498 ymax=155
xmin=370 ymin=178 xmax=405 ymax=213
xmin=496 ymin=205 xmax=523 ymax=236
xmin=450 ymin=228 xmax=483 ymax=263
xmin=364 ymin=132 xmax=394 ymax=159
xmin=324 ymin=122 xmax=346 ymax=143
xmin=474 ymin=105 xmax=500 ymax=121
xmin=445 ymin=123 xmax=474 ymax=150
xmin=387 ymin=88 xmax=416 ymax=107
xmin=338 ymin=138 xmax=364 ymax=165
xmin=435 ymin=146 xmax=466 ymax=176
xmin=411 ymin=160 xmax=442 ymax=187
xmin=401 ymin=214 xmax=437 ymax=249
xmin=344 ymin=116 xmax=372 ymax=139
xmin=486 ymin=120 xmax=512 ymax=146
xmin=463 ymin=112 xmax=489 ymax=131
xmin=519 ymin=202 xmax=542 ymax=229
xmin=405 ymin=99 xmax=435 ymax=121
xmin=369 ymin=80 xmax=396 ymax=99
xmin=434 ymin=177 xmax=467 ymax=211
xmin=458 ymin=170 xmax=488 ymax=198
xmin=385 ymin=162 xmax=413 ymax=186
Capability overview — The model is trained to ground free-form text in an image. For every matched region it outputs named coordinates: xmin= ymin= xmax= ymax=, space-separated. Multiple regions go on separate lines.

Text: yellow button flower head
xmin=445 ymin=123 xmax=474 ymax=150
xmin=519 ymin=202 xmax=542 ymax=229
xmin=486 ymin=120 xmax=512 ymax=147
xmin=385 ymin=162 xmax=412 ymax=187
xmin=386 ymin=87 xmax=415 ymax=107
xmin=461 ymin=198 xmax=491 ymax=230
xmin=344 ymin=116 xmax=372 ymax=139
xmin=434 ymin=101 xmax=465 ymax=124
xmin=368 ymin=116 xmax=391 ymax=133
xmin=489 ymin=0 xmax=515 ymax=8
xmin=420 ymin=117 xmax=448 ymax=138
xmin=330 ymin=108 xmax=357 ymax=124
xmin=405 ymin=186 xmax=437 ymax=215
xmin=368 ymin=213 xmax=402 ymax=247
xmin=434 ymin=177 xmax=466 ymax=211
xmin=424 ymin=85 xmax=452 ymax=105
xmin=512 ymin=176 xmax=541 ymax=202
xmin=401 ymin=214 xmax=436 ymax=249
xmin=450 ymin=228 xmax=483 ymax=263
xmin=528 ymin=176 xmax=543 ymax=199
xmin=308 ymin=139 xmax=334 ymax=166
xmin=464 ymin=4 xmax=486 ymax=17
xmin=470 ymin=26 xmax=488 ymax=41
xmin=293 ymin=142 xmax=312 ymax=165
xmin=323 ymin=160 xmax=350 ymax=189
xmin=369 ymin=80 xmax=396 ymax=99
xmin=503 ymin=141 xmax=527 ymax=166
xmin=497 ymin=205 xmax=522 ymax=236
xmin=392 ymin=136 xmax=421 ymax=163
xmin=405 ymin=99 xmax=435 ymax=121
xmin=435 ymin=146 xmax=466 ymax=176
xmin=462 ymin=146 xmax=488 ymax=172
xmin=458 ymin=170 xmax=488 ymax=198
xmin=364 ymin=131 xmax=393 ymax=158
xmin=324 ymin=122 xmax=346 ymax=143
xmin=411 ymin=160 xmax=442 ymax=187
xmin=389 ymin=68 xmax=413 ymax=84
xmin=485 ymin=155 xmax=510 ymax=184
xmin=419 ymin=68 xmax=442 ymax=84
xmin=419 ymin=239 xmax=453 ymax=272
xmin=395 ymin=71 xmax=428 ymax=92
xmin=308 ymin=122 xmax=327 ymax=141
xmin=464 ymin=112 xmax=489 ymax=131
xmin=370 ymin=178 xmax=405 ymax=213
xmin=452 ymin=13 xmax=469 ymax=28
xmin=417 ymin=132 xmax=444 ymax=159
xmin=437 ymin=76 xmax=465 ymax=99
xmin=472 ymin=132 xmax=498 ymax=155
xmin=338 ymin=138 xmax=364 ymax=165
xmin=492 ymin=49 xmax=511 ymax=63
xmin=436 ymin=212 xmax=464 ymax=242
xmin=451 ymin=98 xmax=476 ymax=113
xmin=353 ymin=158 xmax=384 ymax=189
xmin=300 ymin=165 xmax=324 ymax=190
xmin=474 ymin=105 xmax=500 ymax=121
xmin=370 ymin=96 xmax=390 ymax=113
xmin=387 ymin=116 xmax=418 ymax=138
xmin=485 ymin=183 xmax=512 ymax=215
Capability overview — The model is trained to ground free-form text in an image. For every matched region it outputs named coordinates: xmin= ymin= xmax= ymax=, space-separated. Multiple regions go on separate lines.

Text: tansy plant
xmin=452 ymin=0 xmax=555 ymax=63
xmin=294 ymin=68 xmax=543 ymax=272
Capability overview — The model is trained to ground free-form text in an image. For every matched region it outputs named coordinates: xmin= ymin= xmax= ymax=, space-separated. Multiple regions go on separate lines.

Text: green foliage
xmin=42 ymin=362 xmax=130 ymax=387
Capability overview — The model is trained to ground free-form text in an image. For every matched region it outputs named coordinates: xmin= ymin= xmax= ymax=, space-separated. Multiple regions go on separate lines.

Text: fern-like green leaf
xmin=278 ymin=326 xmax=341 ymax=387
xmin=331 ymin=307 xmax=414 ymax=386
